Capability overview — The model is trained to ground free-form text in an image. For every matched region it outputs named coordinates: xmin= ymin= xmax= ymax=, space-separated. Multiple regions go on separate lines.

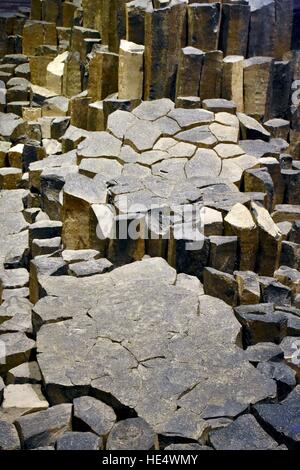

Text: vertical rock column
xmin=187 ymin=2 xmax=221 ymax=52
xmin=248 ymin=0 xmax=276 ymax=57
xmin=176 ymin=47 xmax=204 ymax=99
xmin=243 ymin=57 xmax=273 ymax=120
xmin=222 ymin=55 xmax=244 ymax=112
xmin=46 ymin=51 xmax=68 ymax=95
xmin=224 ymin=203 xmax=258 ymax=272
xmin=82 ymin=0 xmax=103 ymax=35
xmin=62 ymin=51 xmax=83 ymax=98
xmin=144 ymin=0 xmax=187 ymax=100
xmin=23 ymin=20 xmax=57 ymax=56
xmin=266 ymin=60 xmax=292 ymax=120
xmin=42 ymin=0 xmax=63 ymax=25
xmin=30 ymin=0 xmax=42 ymax=20
xmin=88 ymin=46 xmax=119 ymax=101
xmin=199 ymin=50 xmax=223 ymax=100
xmin=118 ymin=40 xmax=145 ymax=100
xmin=126 ymin=0 xmax=151 ymax=45
xmin=219 ymin=2 xmax=250 ymax=57
xmin=108 ymin=0 xmax=131 ymax=53
xmin=274 ymin=0 xmax=293 ymax=59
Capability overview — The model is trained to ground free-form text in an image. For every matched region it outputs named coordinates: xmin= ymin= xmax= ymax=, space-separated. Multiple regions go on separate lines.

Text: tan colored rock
xmin=71 ymin=26 xmax=100 ymax=62
xmin=69 ymin=92 xmax=91 ymax=130
xmin=274 ymin=266 xmax=300 ymax=296
xmin=199 ymin=50 xmax=223 ymax=100
xmin=222 ymin=56 xmax=244 ymax=112
xmin=29 ymin=54 xmax=56 ymax=87
xmin=243 ymin=57 xmax=273 ymax=119
xmin=107 ymin=0 xmax=130 ymax=53
xmin=82 ymin=0 xmax=103 ymax=34
xmin=224 ymin=203 xmax=258 ymax=271
xmin=118 ymin=40 xmax=144 ymax=100
xmin=31 ymin=0 xmax=42 ymax=20
xmin=0 ymin=168 xmax=22 ymax=190
xmin=22 ymin=107 xmax=42 ymax=121
xmin=235 ymin=270 xmax=260 ymax=305
xmin=203 ymin=267 xmax=238 ymax=306
xmin=62 ymin=2 xmax=77 ymax=28
xmin=46 ymin=51 xmax=68 ymax=95
xmin=62 ymin=174 xmax=108 ymax=251
xmin=87 ymin=101 xmax=105 ymax=131
xmin=0 ymin=141 xmax=11 ymax=168
xmin=8 ymin=144 xmax=24 ymax=169
xmin=88 ymin=46 xmax=119 ymax=101
xmin=251 ymin=201 xmax=282 ymax=276
xmin=23 ymin=21 xmax=57 ymax=56
xmin=62 ymin=51 xmax=82 ymax=98
xmin=272 ymin=205 xmax=300 ymax=224
xmin=3 ymin=384 xmax=49 ymax=413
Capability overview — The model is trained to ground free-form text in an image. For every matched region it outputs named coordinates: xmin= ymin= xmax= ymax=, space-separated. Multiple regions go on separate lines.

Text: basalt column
xmin=219 ymin=2 xmax=250 ymax=57
xmin=144 ymin=1 xmax=187 ymax=101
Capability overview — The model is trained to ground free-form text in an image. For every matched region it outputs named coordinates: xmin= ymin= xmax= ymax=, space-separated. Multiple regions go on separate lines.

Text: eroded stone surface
xmin=35 ymin=259 xmax=276 ymax=437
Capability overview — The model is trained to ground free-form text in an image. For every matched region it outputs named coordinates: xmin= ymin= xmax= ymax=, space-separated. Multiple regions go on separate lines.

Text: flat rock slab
xmin=36 ymin=259 xmax=276 ymax=438
xmin=209 ymin=414 xmax=279 ymax=450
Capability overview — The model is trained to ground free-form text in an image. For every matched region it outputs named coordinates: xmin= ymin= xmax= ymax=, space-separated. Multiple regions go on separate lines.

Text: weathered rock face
xmin=0 ymin=0 xmax=299 ymax=453
xmin=35 ymin=259 xmax=276 ymax=435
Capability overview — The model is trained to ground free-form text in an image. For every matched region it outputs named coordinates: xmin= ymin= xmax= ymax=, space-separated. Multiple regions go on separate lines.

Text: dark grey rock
xmin=245 ymin=343 xmax=284 ymax=363
xmin=73 ymin=396 xmax=116 ymax=437
xmin=56 ymin=432 xmax=102 ymax=450
xmin=234 ymin=303 xmax=287 ymax=345
xmin=35 ymin=260 xmax=275 ymax=433
xmin=0 ymin=420 xmax=20 ymax=450
xmin=106 ymin=418 xmax=157 ymax=450
xmin=15 ymin=404 xmax=73 ymax=449
xmin=254 ymin=403 xmax=300 ymax=448
xmin=257 ymin=362 xmax=296 ymax=399
xmin=209 ymin=414 xmax=278 ymax=450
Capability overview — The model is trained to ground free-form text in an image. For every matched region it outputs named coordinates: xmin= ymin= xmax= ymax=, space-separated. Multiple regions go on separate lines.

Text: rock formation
xmin=0 ymin=0 xmax=299 ymax=452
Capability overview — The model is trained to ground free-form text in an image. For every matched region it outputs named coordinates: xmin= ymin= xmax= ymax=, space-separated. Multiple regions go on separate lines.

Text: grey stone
xmin=254 ymin=403 xmax=300 ymax=448
xmin=0 ymin=420 xmax=20 ymax=450
xmin=7 ymin=362 xmax=42 ymax=385
xmin=56 ymin=432 xmax=102 ymax=450
xmin=69 ymin=259 xmax=113 ymax=277
xmin=73 ymin=396 xmax=116 ymax=437
xmin=15 ymin=404 xmax=73 ymax=449
xmin=209 ymin=414 xmax=278 ymax=450
xmin=106 ymin=418 xmax=157 ymax=450
xmin=34 ymin=260 xmax=275 ymax=432
xmin=245 ymin=343 xmax=283 ymax=363
xmin=0 ymin=332 xmax=35 ymax=375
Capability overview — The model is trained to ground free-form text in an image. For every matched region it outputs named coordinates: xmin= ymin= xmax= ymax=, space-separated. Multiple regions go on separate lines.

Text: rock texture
xmin=0 ymin=0 xmax=299 ymax=453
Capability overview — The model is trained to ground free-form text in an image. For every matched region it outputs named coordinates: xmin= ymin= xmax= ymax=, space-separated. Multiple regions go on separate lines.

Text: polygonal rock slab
xmin=35 ymin=260 xmax=276 ymax=438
